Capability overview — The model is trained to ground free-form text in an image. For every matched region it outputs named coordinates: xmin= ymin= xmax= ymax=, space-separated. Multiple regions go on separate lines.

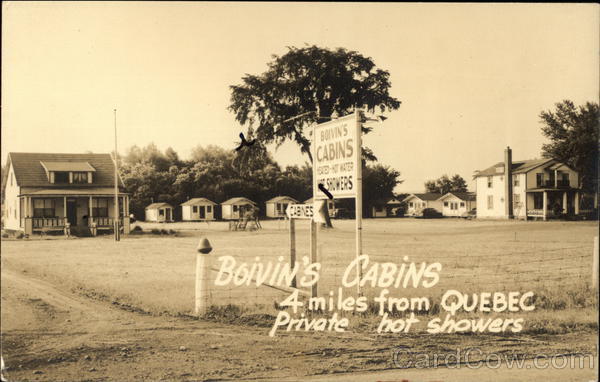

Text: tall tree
xmin=539 ymin=100 xmax=599 ymax=193
xmin=228 ymin=45 xmax=401 ymax=162
xmin=425 ymin=174 xmax=468 ymax=194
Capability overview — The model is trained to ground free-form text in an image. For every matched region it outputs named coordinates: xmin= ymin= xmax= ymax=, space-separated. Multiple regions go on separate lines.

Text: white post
xmin=63 ymin=196 xmax=67 ymax=226
xmin=542 ymin=191 xmax=547 ymax=221
xmin=310 ymin=219 xmax=318 ymax=298
xmin=562 ymin=192 xmax=567 ymax=214
xmin=355 ymin=110 xmax=363 ymax=296
xmin=289 ymin=218 xmax=297 ymax=288
xmin=593 ymin=236 xmax=598 ymax=291
xmin=574 ymin=192 xmax=580 ymax=215
xmin=195 ymin=238 xmax=213 ymax=316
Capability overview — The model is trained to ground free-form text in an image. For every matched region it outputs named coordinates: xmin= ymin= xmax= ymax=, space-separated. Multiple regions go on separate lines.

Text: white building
xmin=402 ymin=193 xmax=443 ymax=216
xmin=439 ymin=192 xmax=476 ymax=217
xmin=145 ymin=202 xmax=174 ymax=222
xmin=371 ymin=197 xmax=404 ymax=218
xmin=265 ymin=196 xmax=298 ymax=218
xmin=180 ymin=198 xmax=217 ymax=221
xmin=221 ymin=197 xmax=257 ymax=220
xmin=474 ymin=147 xmax=581 ymax=220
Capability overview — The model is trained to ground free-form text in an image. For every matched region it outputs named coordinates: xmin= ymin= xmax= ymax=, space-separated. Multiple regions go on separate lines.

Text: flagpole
xmin=114 ymin=109 xmax=120 ymax=241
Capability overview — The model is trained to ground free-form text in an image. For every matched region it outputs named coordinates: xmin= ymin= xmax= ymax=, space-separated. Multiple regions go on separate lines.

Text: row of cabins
xmin=145 ymin=196 xmax=336 ymax=222
xmin=402 ymin=192 xmax=476 ymax=217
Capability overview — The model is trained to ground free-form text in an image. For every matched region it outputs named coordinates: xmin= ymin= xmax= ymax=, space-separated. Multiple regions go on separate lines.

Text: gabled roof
xmin=474 ymin=158 xmax=554 ymax=178
xmin=6 ymin=152 xmax=124 ymax=188
xmin=403 ymin=193 xmax=442 ymax=202
xmin=373 ymin=197 xmax=404 ymax=206
xmin=40 ymin=161 xmax=96 ymax=172
xmin=439 ymin=192 xmax=476 ymax=202
xmin=180 ymin=197 xmax=217 ymax=206
xmin=146 ymin=202 xmax=173 ymax=209
xmin=266 ymin=196 xmax=298 ymax=204
xmin=221 ymin=197 xmax=256 ymax=205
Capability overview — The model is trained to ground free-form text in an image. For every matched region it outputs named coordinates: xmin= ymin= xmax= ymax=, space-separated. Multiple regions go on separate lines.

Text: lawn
xmin=1 ymin=218 xmax=597 ymax=332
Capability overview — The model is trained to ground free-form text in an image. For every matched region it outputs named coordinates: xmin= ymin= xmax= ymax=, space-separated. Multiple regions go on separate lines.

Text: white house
xmin=145 ymin=202 xmax=174 ymax=222
xmin=439 ymin=192 xmax=476 ymax=217
xmin=265 ymin=196 xmax=298 ymax=218
xmin=180 ymin=198 xmax=217 ymax=221
xmin=474 ymin=147 xmax=581 ymax=220
xmin=221 ymin=197 xmax=257 ymax=220
xmin=371 ymin=197 xmax=404 ymax=218
xmin=304 ymin=197 xmax=335 ymax=217
xmin=402 ymin=193 xmax=443 ymax=216
xmin=2 ymin=152 xmax=130 ymax=235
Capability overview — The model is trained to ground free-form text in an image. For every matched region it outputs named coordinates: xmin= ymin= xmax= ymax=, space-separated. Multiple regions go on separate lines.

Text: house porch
xmin=525 ymin=189 xmax=580 ymax=221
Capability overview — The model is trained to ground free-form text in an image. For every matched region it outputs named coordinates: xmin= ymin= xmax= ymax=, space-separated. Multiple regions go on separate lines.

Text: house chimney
xmin=504 ymin=146 xmax=513 ymax=219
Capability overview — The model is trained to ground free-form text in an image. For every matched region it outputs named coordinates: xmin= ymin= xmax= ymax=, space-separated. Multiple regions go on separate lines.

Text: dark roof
xmin=404 ymin=193 xmax=442 ymax=201
xmin=266 ymin=196 xmax=298 ymax=204
xmin=7 ymin=152 xmax=124 ymax=188
xmin=146 ymin=202 xmax=173 ymax=209
xmin=40 ymin=161 xmax=96 ymax=172
xmin=221 ymin=197 xmax=256 ymax=205
xmin=439 ymin=192 xmax=476 ymax=201
xmin=180 ymin=197 xmax=217 ymax=206
xmin=474 ymin=158 xmax=553 ymax=178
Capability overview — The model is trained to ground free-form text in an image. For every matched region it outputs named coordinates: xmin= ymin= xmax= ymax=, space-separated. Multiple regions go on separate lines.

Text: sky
xmin=2 ymin=2 xmax=598 ymax=192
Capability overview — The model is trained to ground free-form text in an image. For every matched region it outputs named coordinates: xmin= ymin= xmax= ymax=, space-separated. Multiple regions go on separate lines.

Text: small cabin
xmin=265 ymin=196 xmax=298 ymax=218
xmin=145 ymin=202 xmax=174 ymax=222
xmin=439 ymin=192 xmax=476 ymax=217
xmin=221 ymin=197 xmax=257 ymax=220
xmin=304 ymin=197 xmax=335 ymax=216
xmin=180 ymin=198 xmax=217 ymax=221
xmin=371 ymin=197 xmax=404 ymax=218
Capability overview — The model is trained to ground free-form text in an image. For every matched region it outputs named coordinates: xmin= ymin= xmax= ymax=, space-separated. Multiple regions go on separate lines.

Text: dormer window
xmin=40 ymin=161 xmax=96 ymax=184
xmin=55 ymin=172 xmax=70 ymax=183
xmin=73 ymin=172 xmax=88 ymax=183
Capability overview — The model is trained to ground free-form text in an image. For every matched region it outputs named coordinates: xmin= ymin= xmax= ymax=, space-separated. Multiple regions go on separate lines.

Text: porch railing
xmin=527 ymin=209 xmax=544 ymax=217
xmin=89 ymin=217 xmax=124 ymax=227
xmin=31 ymin=217 xmax=67 ymax=229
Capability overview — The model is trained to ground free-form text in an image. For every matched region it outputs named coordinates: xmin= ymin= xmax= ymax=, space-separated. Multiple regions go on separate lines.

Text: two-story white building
xmin=474 ymin=147 xmax=581 ymax=220
xmin=2 ymin=152 xmax=130 ymax=235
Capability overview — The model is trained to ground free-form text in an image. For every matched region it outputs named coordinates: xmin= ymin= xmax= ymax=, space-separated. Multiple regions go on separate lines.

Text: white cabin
xmin=180 ymin=198 xmax=217 ymax=221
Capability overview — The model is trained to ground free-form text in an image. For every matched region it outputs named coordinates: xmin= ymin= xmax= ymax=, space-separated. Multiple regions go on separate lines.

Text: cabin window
xmin=54 ymin=171 xmax=69 ymax=183
xmin=159 ymin=209 xmax=165 ymax=216
xmin=193 ymin=206 xmax=198 ymax=213
xmin=207 ymin=206 xmax=212 ymax=213
xmin=560 ymin=172 xmax=569 ymax=186
xmin=444 ymin=202 xmax=448 ymax=207
xmin=34 ymin=199 xmax=55 ymax=218
xmin=72 ymin=172 xmax=88 ymax=183
xmin=460 ymin=202 xmax=465 ymax=207
xmin=92 ymin=198 xmax=109 ymax=217
xmin=233 ymin=205 xmax=239 ymax=212
xmin=276 ymin=203 xmax=282 ymax=213
xmin=409 ymin=202 xmax=413 ymax=207
xmin=513 ymin=175 xmax=519 ymax=187
xmin=487 ymin=195 xmax=493 ymax=209
xmin=487 ymin=176 xmax=493 ymax=188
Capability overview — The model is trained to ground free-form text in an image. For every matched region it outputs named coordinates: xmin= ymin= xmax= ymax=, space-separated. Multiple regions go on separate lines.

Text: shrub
xmin=160 ymin=229 xmax=169 ymax=235
xmin=151 ymin=228 xmax=161 ymax=235
xmin=168 ymin=229 xmax=177 ymax=235
xmin=1 ymin=233 xmax=9 ymax=238
xmin=15 ymin=232 xmax=25 ymax=239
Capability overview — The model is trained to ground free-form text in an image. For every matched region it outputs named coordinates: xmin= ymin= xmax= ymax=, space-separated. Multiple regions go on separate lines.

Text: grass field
xmin=2 ymin=218 xmax=597 ymax=333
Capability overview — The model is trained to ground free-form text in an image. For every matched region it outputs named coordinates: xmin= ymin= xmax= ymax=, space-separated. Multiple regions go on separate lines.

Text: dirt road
xmin=1 ymin=268 xmax=597 ymax=381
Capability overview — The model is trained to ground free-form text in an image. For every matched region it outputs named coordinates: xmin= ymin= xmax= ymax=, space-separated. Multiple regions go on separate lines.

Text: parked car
xmin=461 ymin=208 xmax=477 ymax=219
xmin=420 ymin=208 xmax=443 ymax=219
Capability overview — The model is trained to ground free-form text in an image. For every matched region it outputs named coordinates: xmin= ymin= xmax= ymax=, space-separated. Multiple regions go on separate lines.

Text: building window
xmin=444 ymin=202 xmax=448 ymax=207
xmin=533 ymin=193 xmax=543 ymax=209
xmin=233 ymin=205 xmax=238 ymax=212
xmin=159 ymin=209 xmax=165 ymax=216
xmin=487 ymin=176 xmax=493 ymax=188
xmin=55 ymin=172 xmax=69 ymax=183
xmin=72 ymin=172 xmax=88 ymax=183
xmin=487 ymin=195 xmax=493 ymax=210
xmin=34 ymin=199 xmax=55 ymax=218
xmin=536 ymin=173 xmax=544 ymax=187
xmin=276 ymin=203 xmax=282 ymax=213
xmin=409 ymin=202 xmax=413 ymax=208
xmin=513 ymin=175 xmax=519 ymax=187
xmin=192 ymin=206 xmax=198 ymax=213
xmin=560 ymin=173 xmax=569 ymax=186
xmin=92 ymin=198 xmax=109 ymax=217
xmin=460 ymin=202 xmax=465 ymax=207
xmin=207 ymin=205 xmax=212 ymax=213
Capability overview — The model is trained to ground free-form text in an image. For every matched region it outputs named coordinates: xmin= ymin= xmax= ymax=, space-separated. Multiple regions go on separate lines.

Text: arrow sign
xmin=286 ymin=204 xmax=314 ymax=219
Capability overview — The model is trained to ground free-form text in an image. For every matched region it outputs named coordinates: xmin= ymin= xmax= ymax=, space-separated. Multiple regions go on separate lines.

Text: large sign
xmin=286 ymin=204 xmax=314 ymax=219
xmin=312 ymin=113 xmax=359 ymax=199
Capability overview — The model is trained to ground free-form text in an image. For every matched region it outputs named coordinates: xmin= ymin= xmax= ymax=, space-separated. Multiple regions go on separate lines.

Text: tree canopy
xmin=424 ymin=174 xmax=468 ymax=194
xmin=228 ymin=45 xmax=401 ymax=162
xmin=539 ymin=100 xmax=599 ymax=193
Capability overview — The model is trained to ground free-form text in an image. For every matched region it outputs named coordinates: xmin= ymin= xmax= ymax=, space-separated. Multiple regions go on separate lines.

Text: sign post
xmin=285 ymin=203 xmax=315 ymax=291
xmin=312 ymin=111 xmax=363 ymax=296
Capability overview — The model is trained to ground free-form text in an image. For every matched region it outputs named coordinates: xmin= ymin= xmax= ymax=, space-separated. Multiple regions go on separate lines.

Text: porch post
xmin=24 ymin=197 xmax=33 ymax=235
xmin=562 ymin=192 xmax=567 ymax=214
xmin=63 ymin=196 xmax=67 ymax=224
xmin=574 ymin=192 xmax=580 ymax=215
xmin=542 ymin=191 xmax=548 ymax=221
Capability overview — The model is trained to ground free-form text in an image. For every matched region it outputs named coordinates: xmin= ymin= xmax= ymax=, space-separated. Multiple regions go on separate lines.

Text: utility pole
xmin=113 ymin=109 xmax=120 ymax=241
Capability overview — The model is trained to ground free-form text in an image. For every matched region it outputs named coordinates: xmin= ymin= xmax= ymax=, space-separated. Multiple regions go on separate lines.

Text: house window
xmin=460 ymin=202 xmax=465 ymax=207
xmin=487 ymin=176 xmax=493 ymax=188
xmin=536 ymin=173 xmax=544 ymax=187
xmin=159 ymin=209 xmax=165 ymax=216
xmin=33 ymin=199 xmax=55 ymax=218
xmin=233 ymin=205 xmax=239 ymax=212
xmin=444 ymin=202 xmax=448 ymax=207
xmin=487 ymin=195 xmax=493 ymax=210
xmin=513 ymin=175 xmax=519 ymax=187
xmin=560 ymin=173 xmax=569 ymax=186
xmin=55 ymin=171 xmax=69 ymax=183
xmin=533 ymin=193 xmax=543 ymax=209
xmin=276 ymin=203 xmax=282 ymax=213
xmin=92 ymin=198 xmax=109 ymax=217
xmin=72 ymin=172 xmax=88 ymax=183
xmin=193 ymin=206 xmax=198 ymax=213
xmin=207 ymin=205 xmax=212 ymax=213
xmin=409 ymin=202 xmax=413 ymax=208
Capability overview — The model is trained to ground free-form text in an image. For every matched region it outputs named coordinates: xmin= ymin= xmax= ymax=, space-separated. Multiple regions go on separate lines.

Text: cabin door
xmin=199 ymin=206 xmax=205 ymax=219
xmin=66 ymin=199 xmax=77 ymax=226
xmin=165 ymin=208 xmax=172 ymax=221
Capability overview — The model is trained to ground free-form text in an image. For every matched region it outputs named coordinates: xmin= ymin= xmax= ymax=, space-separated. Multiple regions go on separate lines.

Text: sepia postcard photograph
xmin=1 ymin=2 xmax=598 ymax=381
